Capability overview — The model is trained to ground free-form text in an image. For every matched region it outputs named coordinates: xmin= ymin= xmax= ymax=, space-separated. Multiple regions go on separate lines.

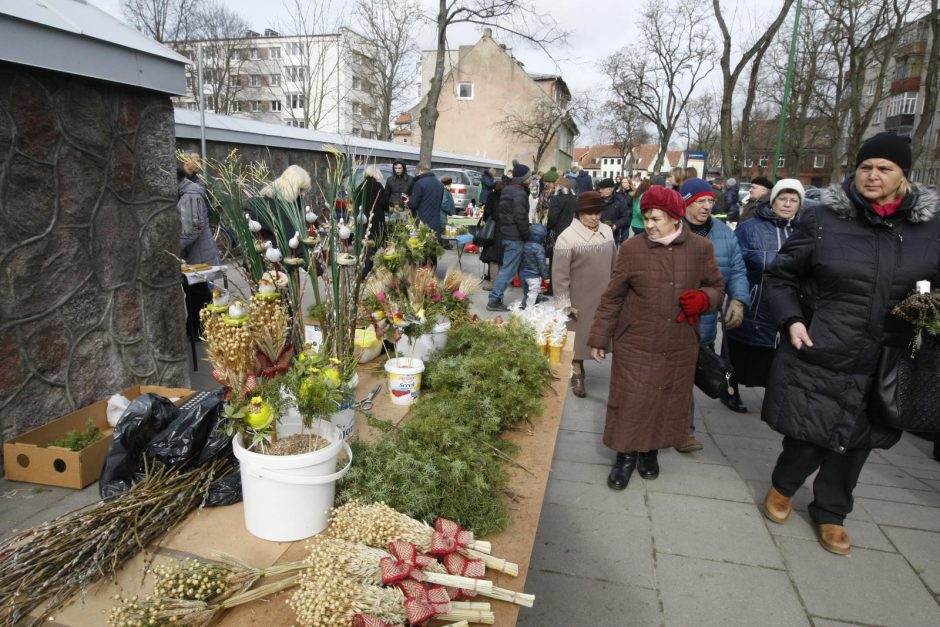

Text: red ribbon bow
xmin=402 ymin=583 xmax=451 ymax=626
xmin=429 ymin=517 xmax=474 ymax=555
xmin=441 ymin=552 xmax=485 ymax=600
xmin=256 ymin=343 xmax=293 ymax=378
xmin=379 ymin=541 xmax=434 ymax=584
xmin=211 ymin=370 xmax=258 ymax=400
xmin=351 ymin=615 xmax=401 ymax=627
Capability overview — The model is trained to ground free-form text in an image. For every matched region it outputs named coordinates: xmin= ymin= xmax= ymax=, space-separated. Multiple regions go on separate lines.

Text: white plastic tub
xmin=395 ymin=318 xmax=451 ymax=361
xmin=384 ymin=357 xmax=425 ymax=406
xmin=232 ymin=419 xmax=351 ymax=542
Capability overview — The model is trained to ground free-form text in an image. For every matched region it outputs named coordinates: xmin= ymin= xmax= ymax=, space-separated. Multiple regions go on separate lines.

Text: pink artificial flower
xmin=376 ymin=291 xmax=385 ymax=303
xmin=453 ymin=290 xmax=466 ymax=301
xmin=432 ymin=293 xmax=442 ymax=302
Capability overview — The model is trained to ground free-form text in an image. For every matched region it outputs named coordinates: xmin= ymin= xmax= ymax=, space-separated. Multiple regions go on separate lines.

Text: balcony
xmin=885 ymin=114 xmax=916 ymax=130
xmin=891 ymin=76 xmax=922 ymax=95
xmin=896 ymin=39 xmax=928 ymax=57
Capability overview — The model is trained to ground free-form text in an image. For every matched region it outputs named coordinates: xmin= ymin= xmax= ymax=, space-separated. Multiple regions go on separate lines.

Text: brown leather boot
xmin=816 ymin=524 xmax=851 ymax=555
xmin=571 ymin=373 xmax=586 ymax=398
xmin=763 ymin=487 xmax=792 ymax=524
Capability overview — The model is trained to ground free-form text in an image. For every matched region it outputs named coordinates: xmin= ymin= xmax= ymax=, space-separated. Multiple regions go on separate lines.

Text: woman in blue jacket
xmin=726 ymin=179 xmax=805 ymax=389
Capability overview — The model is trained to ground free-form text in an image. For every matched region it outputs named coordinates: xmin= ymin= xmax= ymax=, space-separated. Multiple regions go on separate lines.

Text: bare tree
xmin=680 ymin=93 xmax=721 ymax=157
xmin=599 ymin=100 xmax=650 ymax=174
xmin=497 ymin=92 xmax=589 ymax=170
xmin=712 ymin=0 xmax=795 ymax=178
xmin=191 ymin=0 xmax=249 ymax=115
xmin=913 ymin=0 xmax=939 ymax=173
xmin=121 ymin=0 xmax=199 ymax=43
xmin=416 ymin=0 xmax=566 ymax=166
xmin=275 ymin=0 xmax=350 ymax=131
xmin=355 ymin=0 xmax=420 ymax=140
xmin=602 ymin=0 xmax=716 ymax=173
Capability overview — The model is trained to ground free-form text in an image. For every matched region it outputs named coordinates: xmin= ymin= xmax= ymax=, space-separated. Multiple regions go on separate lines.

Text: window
xmin=269 ymin=47 xmax=281 ymax=59
xmin=813 ymin=155 xmax=826 ymax=169
xmin=287 ymin=66 xmax=305 ymax=82
xmin=271 ymin=100 xmax=283 ymax=112
xmin=286 ymin=119 xmax=306 ymax=128
xmin=865 ymin=80 xmax=876 ymax=96
xmin=230 ymin=74 xmax=240 ymax=87
xmin=352 ymin=76 xmax=361 ymax=89
xmin=352 ymin=127 xmax=362 ymax=136
xmin=270 ymin=74 xmax=281 ymax=86
xmin=187 ymin=101 xmax=199 ymax=111
xmin=290 ymin=94 xmax=305 ymax=109
xmin=250 ymin=74 xmax=262 ymax=87
xmin=457 ymin=82 xmax=474 ymax=100
xmin=873 ymin=107 xmax=882 ymax=125
xmin=744 ymin=157 xmax=754 ymax=168
xmin=251 ymin=101 xmax=261 ymax=112
xmin=758 ymin=155 xmax=768 ymax=167
xmin=893 ymin=57 xmax=910 ymax=81
xmin=232 ymin=100 xmax=242 ymax=112
xmin=352 ymin=102 xmax=361 ymax=115
xmin=250 ymin=48 xmax=260 ymax=60
xmin=777 ymin=156 xmax=785 ymax=168
xmin=888 ymin=92 xmax=918 ymax=116
xmin=230 ymin=49 xmax=241 ymax=61
xmin=287 ymin=42 xmax=302 ymax=56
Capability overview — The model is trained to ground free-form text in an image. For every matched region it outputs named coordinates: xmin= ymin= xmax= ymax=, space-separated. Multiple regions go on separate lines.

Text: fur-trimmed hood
xmin=261 ymin=164 xmax=311 ymax=202
xmin=820 ymin=177 xmax=940 ymax=224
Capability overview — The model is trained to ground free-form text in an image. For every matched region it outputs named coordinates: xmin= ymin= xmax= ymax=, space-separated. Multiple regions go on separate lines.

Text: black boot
xmin=638 ymin=450 xmax=660 ymax=480
xmin=607 ymin=452 xmax=637 ymax=491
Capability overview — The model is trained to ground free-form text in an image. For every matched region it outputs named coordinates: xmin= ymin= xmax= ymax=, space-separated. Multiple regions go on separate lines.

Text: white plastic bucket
xmin=384 ymin=357 xmax=425 ymax=405
xmin=280 ymin=375 xmax=358 ymax=440
xmin=395 ymin=319 xmax=451 ymax=361
xmin=232 ymin=419 xmax=352 ymax=542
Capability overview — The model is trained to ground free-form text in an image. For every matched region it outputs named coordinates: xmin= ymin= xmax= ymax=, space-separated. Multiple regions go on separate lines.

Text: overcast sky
xmin=90 ymin=0 xmax=792 ymax=143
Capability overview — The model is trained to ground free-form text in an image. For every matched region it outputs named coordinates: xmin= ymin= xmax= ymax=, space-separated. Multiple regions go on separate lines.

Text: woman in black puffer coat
xmin=760 ymin=133 xmax=940 ymax=556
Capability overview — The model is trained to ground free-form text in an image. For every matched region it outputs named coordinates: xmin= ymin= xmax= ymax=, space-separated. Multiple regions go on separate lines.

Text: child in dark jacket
xmin=520 ymin=223 xmax=550 ymax=309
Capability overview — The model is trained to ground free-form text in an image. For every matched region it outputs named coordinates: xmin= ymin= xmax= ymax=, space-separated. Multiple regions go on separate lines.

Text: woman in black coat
xmin=356 ymin=165 xmax=389 ymax=275
xmin=761 ymin=133 xmax=940 ymax=555
xmin=480 ymin=181 xmax=504 ymax=284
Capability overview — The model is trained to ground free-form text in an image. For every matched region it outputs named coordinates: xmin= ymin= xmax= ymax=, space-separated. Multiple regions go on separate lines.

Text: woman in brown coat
xmin=588 ymin=186 xmax=725 ymax=490
xmin=552 ymin=191 xmax=618 ymax=397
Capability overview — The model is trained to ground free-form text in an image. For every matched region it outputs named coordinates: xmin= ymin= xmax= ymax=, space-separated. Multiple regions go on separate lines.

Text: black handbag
xmin=473 ymin=217 xmax=497 ymax=247
xmin=870 ymin=333 xmax=940 ymax=432
xmin=694 ymin=311 xmax=735 ymax=399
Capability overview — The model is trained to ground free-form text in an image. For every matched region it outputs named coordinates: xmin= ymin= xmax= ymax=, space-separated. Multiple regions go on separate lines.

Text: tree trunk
xmin=418 ymin=1 xmax=448 ymax=166
xmin=913 ymin=4 xmax=940 ymax=176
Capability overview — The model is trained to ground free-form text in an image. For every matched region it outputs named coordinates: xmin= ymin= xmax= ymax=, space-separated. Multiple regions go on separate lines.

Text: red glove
xmin=676 ymin=290 xmax=710 ymax=325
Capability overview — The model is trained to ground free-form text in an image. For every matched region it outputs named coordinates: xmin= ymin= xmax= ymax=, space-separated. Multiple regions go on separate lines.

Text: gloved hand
xmin=676 ymin=290 xmax=710 ymax=325
xmin=725 ymin=299 xmax=745 ymax=330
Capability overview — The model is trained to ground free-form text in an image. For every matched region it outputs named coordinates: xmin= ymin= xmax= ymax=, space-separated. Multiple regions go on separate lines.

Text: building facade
xmin=860 ymin=16 xmax=938 ymax=185
xmin=405 ymin=30 xmax=578 ymax=170
xmin=174 ymin=28 xmax=382 ymax=137
xmin=575 ymin=144 xmax=686 ymax=180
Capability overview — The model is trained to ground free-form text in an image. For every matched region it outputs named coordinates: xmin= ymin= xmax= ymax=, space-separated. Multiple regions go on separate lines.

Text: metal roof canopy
xmin=174 ymin=109 xmax=504 ymax=169
xmin=0 ymin=0 xmax=189 ymax=95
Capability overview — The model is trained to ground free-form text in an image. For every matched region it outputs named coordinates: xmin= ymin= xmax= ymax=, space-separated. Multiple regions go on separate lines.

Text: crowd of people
xmin=470 ymin=132 xmax=940 ymax=558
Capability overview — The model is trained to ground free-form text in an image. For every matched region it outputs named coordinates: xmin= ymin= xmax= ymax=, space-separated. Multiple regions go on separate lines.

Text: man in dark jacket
xmin=597 ymin=178 xmax=630 ymax=243
xmin=723 ymin=177 xmax=740 ymax=220
xmin=487 ymin=160 xmax=533 ymax=311
xmin=573 ymin=165 xmax=593 ymax=194
xmin=385 ymin=160 xmax=413 ymax=207
xmin=479 ymin=167 xmax=496 ymax=206
xmin=407 ymin=164 xmax=444 ymax=235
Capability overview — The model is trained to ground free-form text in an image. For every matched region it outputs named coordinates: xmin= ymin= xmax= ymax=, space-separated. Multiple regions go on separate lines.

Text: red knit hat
xmin=641 ymin=186 xmax=685 ymax=221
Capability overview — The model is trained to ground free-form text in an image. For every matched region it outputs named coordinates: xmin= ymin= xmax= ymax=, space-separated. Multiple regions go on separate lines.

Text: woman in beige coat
xmin=552 ymin=191 xmax=618 ymax=397
xmin=588 ymin=186 xmax=724 ymax=490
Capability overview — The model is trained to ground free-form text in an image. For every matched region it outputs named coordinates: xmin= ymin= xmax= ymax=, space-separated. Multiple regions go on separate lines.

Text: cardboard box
xmin=2 ymin=385 xmax=196 ymax=489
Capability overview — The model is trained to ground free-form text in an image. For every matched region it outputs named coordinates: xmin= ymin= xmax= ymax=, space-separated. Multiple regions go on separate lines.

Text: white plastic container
xmin=395 ymin=319 xmax=451 ymax=361
xmin=384 ymin=357 xmax=425 ymax=405
xmin=232 ymin=419 xmax=352 ymax=542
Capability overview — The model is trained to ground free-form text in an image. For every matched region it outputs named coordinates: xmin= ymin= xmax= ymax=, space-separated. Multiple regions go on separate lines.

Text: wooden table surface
xmin=49 ymin=335 xmax=574 ymax=627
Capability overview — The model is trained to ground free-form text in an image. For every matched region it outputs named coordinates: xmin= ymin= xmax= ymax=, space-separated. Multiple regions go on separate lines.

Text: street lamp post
xmin=773 ymin=0 xmax=802 ymax=181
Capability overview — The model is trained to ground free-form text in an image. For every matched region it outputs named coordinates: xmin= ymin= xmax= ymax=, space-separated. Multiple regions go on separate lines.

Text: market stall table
xmin=46 ymin=334 xmax=575 ymax=627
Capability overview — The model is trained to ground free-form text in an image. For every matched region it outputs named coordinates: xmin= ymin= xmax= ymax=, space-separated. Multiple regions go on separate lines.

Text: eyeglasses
xmin=776 ymin=197 xmax=800 ymax=206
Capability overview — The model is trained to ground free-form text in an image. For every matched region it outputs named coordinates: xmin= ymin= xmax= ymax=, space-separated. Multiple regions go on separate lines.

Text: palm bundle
xmin=289 ymin=555 xmax=493 ymax=626
xmin=329 ymin=502 xmax=520 ymax=577
xmin=0 ymin=459 xmax=233 ymax=627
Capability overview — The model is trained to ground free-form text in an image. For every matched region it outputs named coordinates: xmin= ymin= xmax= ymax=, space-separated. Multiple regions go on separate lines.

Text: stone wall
xmin=0 ymin=62 xmax=190 ymax=454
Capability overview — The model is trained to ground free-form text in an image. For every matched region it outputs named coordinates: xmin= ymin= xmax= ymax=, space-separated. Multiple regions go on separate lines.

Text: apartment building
xmin=174 ymin=27 xmax=381 ymax=137
xmin=860 ymin=16 xmax=939 ymax=185
xmin=404 ymin=29 xmax=578 ymax=170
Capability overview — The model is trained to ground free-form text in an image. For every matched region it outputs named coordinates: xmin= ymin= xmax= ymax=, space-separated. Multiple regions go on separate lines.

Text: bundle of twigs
xmin=0 ymin=459 xmax=233 ymax=627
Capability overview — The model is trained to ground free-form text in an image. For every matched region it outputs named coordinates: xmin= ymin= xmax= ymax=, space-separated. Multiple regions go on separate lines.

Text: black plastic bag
xmin=99 ymin=390 xmax=241 ymax=505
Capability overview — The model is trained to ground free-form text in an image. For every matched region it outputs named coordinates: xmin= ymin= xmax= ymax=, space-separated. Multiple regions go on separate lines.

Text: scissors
xmin=354 ymin=384 xmax=382 ymax=412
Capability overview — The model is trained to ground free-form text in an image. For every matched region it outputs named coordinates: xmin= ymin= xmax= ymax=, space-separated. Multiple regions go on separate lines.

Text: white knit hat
xmin=770 ymin=178 xmax=805 ymax=205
